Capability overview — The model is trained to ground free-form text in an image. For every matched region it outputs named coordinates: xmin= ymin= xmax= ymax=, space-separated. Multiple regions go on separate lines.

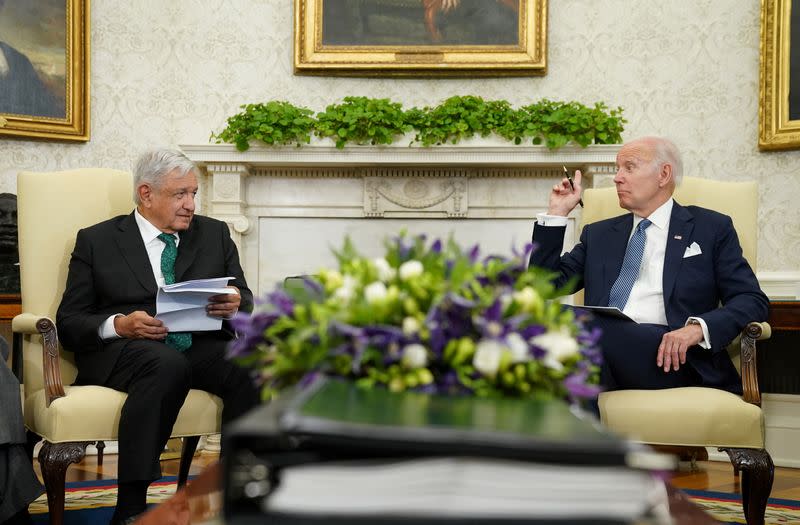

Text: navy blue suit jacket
xmin=529 ymin=201 xmax=769 ymax=390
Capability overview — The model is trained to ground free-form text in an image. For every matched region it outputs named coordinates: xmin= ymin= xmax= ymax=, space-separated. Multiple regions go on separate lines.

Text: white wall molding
xmin=757 ymin=271 xmax=800 ymax=300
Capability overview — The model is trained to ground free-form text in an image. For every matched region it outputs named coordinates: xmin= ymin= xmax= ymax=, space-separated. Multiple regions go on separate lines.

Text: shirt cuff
xmin=686 ymin=317 xmax=711 ymax=349
xmin=535 ymin=213 xmax=569 ymax=227
xmin=99 ymin=314 xmax=123 ymax=340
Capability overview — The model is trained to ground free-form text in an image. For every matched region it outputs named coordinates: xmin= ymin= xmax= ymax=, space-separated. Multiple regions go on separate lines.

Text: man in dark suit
xmin=56 ymin=149 xmax=260 ymax=525
xmin=529 ymin=136 xmax=769 ymax=394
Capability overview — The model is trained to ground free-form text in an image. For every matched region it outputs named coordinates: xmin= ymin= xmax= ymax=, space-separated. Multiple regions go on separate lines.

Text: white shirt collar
xmin=134 ymin=209 xmax=179 ymax=245
xmin=634 ymin=198 xmax=673 ymax=231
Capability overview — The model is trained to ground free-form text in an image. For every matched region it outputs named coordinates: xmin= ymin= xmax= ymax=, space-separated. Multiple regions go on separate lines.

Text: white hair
xmin=642 ymin=136 xmax=683 ymax=186
xmin=133 ymin=149 xmax=197 ymax=205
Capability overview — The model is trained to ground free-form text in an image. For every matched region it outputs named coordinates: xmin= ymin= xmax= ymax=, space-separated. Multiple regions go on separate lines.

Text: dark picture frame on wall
xmin=0 ymin=0 xmax=89 ymax=142
xmin=294 ymin=0 xmax=547 ymax=77
xmin=759 ymin=0 xmax=800 ymax=150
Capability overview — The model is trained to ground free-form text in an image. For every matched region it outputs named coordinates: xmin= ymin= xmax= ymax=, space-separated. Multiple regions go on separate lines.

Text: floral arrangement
xmin=228 ymin=234 xmax=602 ymax=403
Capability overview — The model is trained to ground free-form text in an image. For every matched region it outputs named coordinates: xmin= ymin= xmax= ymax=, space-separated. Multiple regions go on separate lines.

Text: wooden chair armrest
xmin=740 ymin=321 xmax=771 ymax=406
xmin=12 ymin=313 xmax=66 ymax=406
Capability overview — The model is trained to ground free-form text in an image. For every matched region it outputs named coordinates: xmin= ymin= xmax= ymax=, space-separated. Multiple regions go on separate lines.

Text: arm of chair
xmin=12 ymin=312 xmax=66 ymax=406
xmin=740 ymin=321 xmax=771 ymax=406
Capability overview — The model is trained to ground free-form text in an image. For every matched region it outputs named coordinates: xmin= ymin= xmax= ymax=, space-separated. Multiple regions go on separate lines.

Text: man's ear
xmin=137 ymin=184 xmax=152 ymax=207
xmin=658 ymin=163 xmax=673 ymax=188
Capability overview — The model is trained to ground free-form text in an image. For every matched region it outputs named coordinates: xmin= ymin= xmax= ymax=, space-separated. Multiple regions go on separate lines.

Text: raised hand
xmin=548 ymin=168 xmax=583 ymax=217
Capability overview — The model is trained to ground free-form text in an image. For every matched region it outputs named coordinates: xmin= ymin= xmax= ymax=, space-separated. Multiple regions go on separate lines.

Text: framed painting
xmin=759 ymin=0 xmax=800 ymax=150
xmin=0 ymin=0 xmax=89 ymax=142
xmin=294 ymin=0 xmax=547 ymax=77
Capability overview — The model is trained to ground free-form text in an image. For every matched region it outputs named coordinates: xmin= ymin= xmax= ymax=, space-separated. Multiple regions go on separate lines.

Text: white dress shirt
xmin=536 ymin=198 xmax=711 ymax=347
xmin=98 ymin=210 xmax=180 ymax=340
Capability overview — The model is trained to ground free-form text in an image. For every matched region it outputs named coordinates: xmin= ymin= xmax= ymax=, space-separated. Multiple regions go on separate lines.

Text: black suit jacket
xmin=529 ymin=202 xmax=769 ymax=389
xmin=56 ymin=212 xmax=252 ymax=385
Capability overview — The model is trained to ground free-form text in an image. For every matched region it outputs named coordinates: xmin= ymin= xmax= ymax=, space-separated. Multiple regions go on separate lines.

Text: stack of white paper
xmin=264 ymin=457 xmax=668 ymax=521
xmin=155 ymin=277 xmax=235 ymax=331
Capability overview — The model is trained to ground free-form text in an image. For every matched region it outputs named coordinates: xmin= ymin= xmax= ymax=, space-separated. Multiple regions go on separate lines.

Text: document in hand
xmin=155 ymin=276 xmax=235 ymax=332
xmin=575 ymin=305 xmax=636 ymax=322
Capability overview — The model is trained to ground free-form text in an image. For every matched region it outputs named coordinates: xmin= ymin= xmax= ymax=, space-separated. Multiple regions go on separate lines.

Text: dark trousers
xmin=103 ymin=332 xmax=260 ymax=483
xmin=587 ymin=315 xmax=702 ymax=391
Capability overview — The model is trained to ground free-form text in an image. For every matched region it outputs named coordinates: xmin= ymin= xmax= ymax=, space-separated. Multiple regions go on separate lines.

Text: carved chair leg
xmin=178 ymin=436 xmax=200 ymax=488
xmin=96 ymin=440 xmax=105 ymax=466
xmin=38 ymin=441 xmax=91 ymax=525
xmin=721 ymin=448 xmax=774 ymax=525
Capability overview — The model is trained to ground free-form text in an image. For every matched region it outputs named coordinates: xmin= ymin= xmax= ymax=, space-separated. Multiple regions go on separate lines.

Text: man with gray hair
xmin=57 ymin=149 xmax=260 ymax=525
xmin=529 ymin=136 xmax=768 ymax=393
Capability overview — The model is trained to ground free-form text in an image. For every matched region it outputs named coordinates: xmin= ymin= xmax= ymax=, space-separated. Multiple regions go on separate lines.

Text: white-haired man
xmin=57 ymin=149 xmax=260 ymax=524
xmin=529 ymin=136 xmax=769 ymax=394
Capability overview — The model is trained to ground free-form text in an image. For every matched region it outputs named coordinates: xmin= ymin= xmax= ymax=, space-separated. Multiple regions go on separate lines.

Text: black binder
xmin=224 ymin=377 xmax=668 ymax=524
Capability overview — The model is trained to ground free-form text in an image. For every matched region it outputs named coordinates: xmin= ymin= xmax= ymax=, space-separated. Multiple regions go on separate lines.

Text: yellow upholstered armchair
xmin=580 ymin=177 xmax=772 ymax=525
xmin=13 ymin=169 xmax=223 ymax=525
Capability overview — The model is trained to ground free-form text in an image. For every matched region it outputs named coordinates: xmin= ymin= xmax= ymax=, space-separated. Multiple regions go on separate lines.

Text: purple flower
xmin=227 ymin=311 xmax=279 ymax=358
xmin=266 ymin=289 xmax=295 ymax=316
xmin=468 ymin=244 xmax=480 ymax=263
xmin=564 ymin=370 xmax=603 ymax=400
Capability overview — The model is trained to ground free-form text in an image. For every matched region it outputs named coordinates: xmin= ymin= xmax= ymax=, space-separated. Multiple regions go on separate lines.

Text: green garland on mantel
xmin=211 ymin=96 xmax=626 ymax=151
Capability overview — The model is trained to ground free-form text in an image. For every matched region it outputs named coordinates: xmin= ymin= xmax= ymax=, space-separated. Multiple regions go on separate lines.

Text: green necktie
xmin=158 ymin=233 xmax=192 ymax=352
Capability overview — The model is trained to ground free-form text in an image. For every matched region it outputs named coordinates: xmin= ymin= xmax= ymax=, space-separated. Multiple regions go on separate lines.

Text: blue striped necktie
xmin=158 ymin=233 xmax=192 ymax=351
xmin=608 ymin=219 xmax=652 ymax=310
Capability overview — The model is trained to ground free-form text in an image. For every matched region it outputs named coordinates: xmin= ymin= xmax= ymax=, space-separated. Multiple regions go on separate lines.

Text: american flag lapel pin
xmin=674 ymin=235 xmax=682 ymax=240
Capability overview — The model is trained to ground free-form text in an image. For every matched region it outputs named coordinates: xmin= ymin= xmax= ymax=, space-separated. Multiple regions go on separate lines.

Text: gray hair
xmin=133 ymin=149 xmax=198 ymax=205
xmin=646 ymin=136 xmax=683 ymax=186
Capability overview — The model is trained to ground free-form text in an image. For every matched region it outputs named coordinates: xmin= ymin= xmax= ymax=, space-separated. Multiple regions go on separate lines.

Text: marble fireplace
xmin=180 ymin=141 xmax=620 ymax=296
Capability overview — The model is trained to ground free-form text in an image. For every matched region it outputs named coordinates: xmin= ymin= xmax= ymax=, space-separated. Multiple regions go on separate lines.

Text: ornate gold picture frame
xmin=294 ymin=0 xmax=547 ymax=77
xmin=0 ymin=0 xmax=90 ymax=142
xmin=759 ymin=0 xmax=800 ymax=150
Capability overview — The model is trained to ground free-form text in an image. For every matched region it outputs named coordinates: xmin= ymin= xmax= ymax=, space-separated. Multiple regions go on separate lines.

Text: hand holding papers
xmin=155 ymin=277 xmax=235 ymax=332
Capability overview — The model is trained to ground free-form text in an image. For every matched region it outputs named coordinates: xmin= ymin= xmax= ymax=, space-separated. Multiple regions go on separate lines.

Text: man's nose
xmin=184 ymin=194 xmax=196 ymax=211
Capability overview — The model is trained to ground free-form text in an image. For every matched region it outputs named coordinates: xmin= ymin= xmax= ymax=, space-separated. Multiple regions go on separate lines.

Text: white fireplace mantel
xmin=180 ymin=142 xmax=620 ymax=292
xmin=180 ymin=141 xmax=620 ymax=168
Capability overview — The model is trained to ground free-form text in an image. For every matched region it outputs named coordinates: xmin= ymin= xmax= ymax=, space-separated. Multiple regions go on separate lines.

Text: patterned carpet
xmin=29 ymin=477 xmax=179 ymax=525
xmin=683 ymin=489 xmax=800 ymax=524
xmin=27 ymin=479 xmax=800 ymax=525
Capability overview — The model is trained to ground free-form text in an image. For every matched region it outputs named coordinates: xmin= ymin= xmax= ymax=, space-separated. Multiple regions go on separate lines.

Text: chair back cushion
xmin=17 ymin=169 xmax=133 ymax=392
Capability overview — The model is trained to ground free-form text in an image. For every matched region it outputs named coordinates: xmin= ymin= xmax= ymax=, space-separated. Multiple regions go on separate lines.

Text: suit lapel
xmin=114 ymin=212 xmax=158 ymax=294
xmin=599 ymin=215 xmax=634 ymax=305
xmin=174 ymin=220 xmax=200 ymax=282
xmin=663 ymin=202 xmax=694 ymax=305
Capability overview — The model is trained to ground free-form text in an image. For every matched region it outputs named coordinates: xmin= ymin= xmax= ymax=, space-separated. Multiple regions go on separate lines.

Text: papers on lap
xmin=576 ymin=305 xmax=636 ymax=322
xmin=155 ymin=277 xmax=234 ymax=331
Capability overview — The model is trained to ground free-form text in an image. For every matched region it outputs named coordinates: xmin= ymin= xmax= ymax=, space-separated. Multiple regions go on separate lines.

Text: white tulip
xmin=473 ymin=340 xmax=503 ymax=377
xmin=399 ymin=260 xmax=424 ymax=281
xmin=364 ymin=281 xmax=388 ymax=304
xmin=333 ymin=275 xmax=357 ymax=303
xmin=402 ymin=316 xmax=420 ymax=336
xmin=530 ymin=330 xmax=579 ymax=370
xmin=512 ymin=286 xmax=539 ymax=310
xmin=506 ymin=333 xmax=529 ymax=363
xmin=372 ymin=257 xmax=396 ymax=282
xmin=402 ymin=344 xmax=428 ymax=369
